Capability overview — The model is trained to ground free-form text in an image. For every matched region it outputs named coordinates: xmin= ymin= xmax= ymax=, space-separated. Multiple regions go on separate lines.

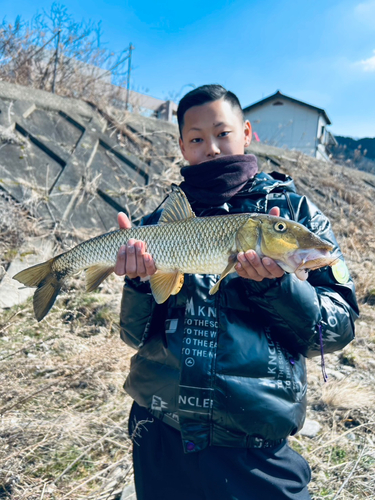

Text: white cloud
xmin=354 ymin=0 xmax=375 ymax=16
xmin=353 ymin=0 xmax=375 ymax=27
xmin=357 ymin=50 xmax=375 ymax=71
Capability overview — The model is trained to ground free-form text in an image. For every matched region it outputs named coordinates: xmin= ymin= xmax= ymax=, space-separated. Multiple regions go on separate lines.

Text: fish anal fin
xmin=209 ymin=257 xmax=237 ymax=295
xmin=150 ymin=270 xmax=184 ymax=304
xmin=85 ymin=264 xmax=114 ymax=292
xmin=158 ymin=186 xmax=196 ymax=225
xmin=235 ymin=218 xmax=260 ymax=252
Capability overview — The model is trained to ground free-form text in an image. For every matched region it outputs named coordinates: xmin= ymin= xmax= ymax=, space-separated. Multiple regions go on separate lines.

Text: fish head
xmin=257 ymin=215 xmax=336 ymax=275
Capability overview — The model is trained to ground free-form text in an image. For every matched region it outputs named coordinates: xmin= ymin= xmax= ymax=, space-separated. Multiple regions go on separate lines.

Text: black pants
xmin=128 ymin=402 xmax=311 ymax=500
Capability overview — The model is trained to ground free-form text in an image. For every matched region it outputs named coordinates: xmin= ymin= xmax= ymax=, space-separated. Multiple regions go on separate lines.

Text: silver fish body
xmin=57 ymin=214 xmax=251 ymax=276
xmin=14 ymin=187 xmax=336 ymax=321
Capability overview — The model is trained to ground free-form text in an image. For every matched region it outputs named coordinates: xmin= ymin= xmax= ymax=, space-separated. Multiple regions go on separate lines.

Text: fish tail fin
xmin=13 ymin=258 xmax=61 ymax=321
xmin=13 ymin=259 xmax=55 ymax=288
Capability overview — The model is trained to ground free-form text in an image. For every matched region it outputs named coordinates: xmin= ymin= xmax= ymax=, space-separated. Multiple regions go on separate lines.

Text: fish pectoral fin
xmin=158 ymin=186 xmax=196 ymax=224
xmin=85 ymin=264 xmax=115 ymax=292
xmin=235 ymin=218 xmax=260 ymax=252
xmin=209 ymin=257 xmax=237 ymax=295
xmin=150 ymin=270 xmax=184 ymax=304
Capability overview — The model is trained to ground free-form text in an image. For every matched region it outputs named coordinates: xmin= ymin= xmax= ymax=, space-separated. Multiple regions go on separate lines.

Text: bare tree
xmin=0 ymin=3 xmax=132 ymax=105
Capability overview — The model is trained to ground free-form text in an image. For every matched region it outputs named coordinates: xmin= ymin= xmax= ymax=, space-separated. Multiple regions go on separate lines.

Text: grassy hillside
xmin=329 ymin=136 xmax=375 ymax=176
xmin=1 ymin=142 xmax=375 ymax=499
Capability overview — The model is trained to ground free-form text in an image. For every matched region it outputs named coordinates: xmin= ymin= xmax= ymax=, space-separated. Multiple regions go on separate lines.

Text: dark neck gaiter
xmin=179 ymin=154 xmax=258 ymax=205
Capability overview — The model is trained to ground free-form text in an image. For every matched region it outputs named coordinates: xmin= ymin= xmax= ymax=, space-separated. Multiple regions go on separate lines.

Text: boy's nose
xmin=206 ymin=141 xmax=221 ymax=157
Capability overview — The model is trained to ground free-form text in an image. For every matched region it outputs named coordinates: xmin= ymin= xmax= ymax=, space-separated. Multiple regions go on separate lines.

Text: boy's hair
xmin=177 ymin=84 xmax=244 ymax=137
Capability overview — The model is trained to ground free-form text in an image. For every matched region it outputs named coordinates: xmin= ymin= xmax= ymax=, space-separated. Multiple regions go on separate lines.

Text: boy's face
xmin=179 ymin=98 xmax=252 ymax=166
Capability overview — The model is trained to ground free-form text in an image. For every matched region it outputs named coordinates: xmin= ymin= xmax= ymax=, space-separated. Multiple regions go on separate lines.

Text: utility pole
xmin=125 ymin=43 xmax=135 ymax=111
xmin=52 ymin=30 xmax=61 ymax=94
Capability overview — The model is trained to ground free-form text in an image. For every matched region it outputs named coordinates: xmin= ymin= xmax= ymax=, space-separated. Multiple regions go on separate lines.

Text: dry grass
xmin=0 ymin=142 xmax=375 ymax=499
xmin=0 ymin=5 xmax=133 ymax=108
xmin=0 ymin=193 xmax=41 ymax=280
xmin=320 ymin=379 xmax=375 ymax=410
xmin=0 ymin=278 xmax=134 ymax=499
xmin=0 ymin=153 xmax=182 ymax=498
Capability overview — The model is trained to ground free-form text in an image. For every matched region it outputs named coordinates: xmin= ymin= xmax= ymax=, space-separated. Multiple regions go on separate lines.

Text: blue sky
xmin=2 ymin=0 xmax=375 ymax=138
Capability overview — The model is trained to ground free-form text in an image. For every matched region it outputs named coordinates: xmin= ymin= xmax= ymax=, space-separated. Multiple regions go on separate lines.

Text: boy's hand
xmin=235 ymin=207 xmax=285 ymax=282
xmin=114 ymin=212 xmax=157 ymax=278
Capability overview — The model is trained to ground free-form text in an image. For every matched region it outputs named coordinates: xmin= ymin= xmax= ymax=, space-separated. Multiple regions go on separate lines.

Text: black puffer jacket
xmin=120 ymin=172 xmax=359 ymax=453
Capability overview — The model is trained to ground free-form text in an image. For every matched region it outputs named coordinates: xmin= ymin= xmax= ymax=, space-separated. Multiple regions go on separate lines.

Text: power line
xmin=91 ymin=47 xmax=133 ymax=83
xmin=125 ymin=43 xmax=135 ymax=111
xmin=16 ymin=29 xmax=61 ymax=70
xmin=52 ymin=30 xmax=61 ymax=94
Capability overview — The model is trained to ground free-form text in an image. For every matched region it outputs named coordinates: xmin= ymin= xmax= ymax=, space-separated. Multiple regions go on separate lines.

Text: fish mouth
xmin=283 ymin=248 xmax=339 ymax=273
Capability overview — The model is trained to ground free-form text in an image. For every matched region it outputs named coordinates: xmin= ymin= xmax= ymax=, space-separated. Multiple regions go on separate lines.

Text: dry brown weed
xmin=0 ymin=124 xmax=375 ymax=500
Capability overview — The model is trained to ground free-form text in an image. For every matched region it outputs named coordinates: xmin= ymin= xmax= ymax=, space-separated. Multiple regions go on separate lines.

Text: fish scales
xmin=13 ymin=186 xmax=336 ymax=321
xmin=140 ymin=215 xmax=248 ymax=274
xmin=52 ymin=214 xmax=248 ymax=278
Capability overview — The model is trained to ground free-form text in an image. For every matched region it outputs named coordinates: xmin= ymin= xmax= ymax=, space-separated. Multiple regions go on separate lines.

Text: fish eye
xmin=274 ymin=221 xmax=287 ymax=233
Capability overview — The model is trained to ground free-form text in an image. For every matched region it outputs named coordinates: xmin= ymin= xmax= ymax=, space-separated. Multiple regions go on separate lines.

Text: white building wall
xmin=244 ymin=99 xmax=322 ymax=157
xmin=316 ymin=144 xmax=330 ymax=161
xmin=317 ymin=114 xmax=326 ymax=141
xmin=316 ymin=114 xmax=330 ymax=161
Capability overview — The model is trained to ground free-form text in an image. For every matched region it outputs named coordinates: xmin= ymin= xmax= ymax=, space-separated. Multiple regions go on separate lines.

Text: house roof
xmin=243 ymin=91 xmax=332 ymax=125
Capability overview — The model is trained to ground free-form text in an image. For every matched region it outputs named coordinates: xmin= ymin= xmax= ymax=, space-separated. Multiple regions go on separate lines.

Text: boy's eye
xmin=191 ymin=138 xmax=203 ymax=143
xmin=219 ymin=131 xmax=230 ymax=137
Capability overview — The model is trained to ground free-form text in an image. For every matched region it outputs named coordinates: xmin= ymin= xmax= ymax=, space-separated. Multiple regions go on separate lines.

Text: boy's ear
xmin=179 ymin=137 xmax=187 ymax=160
xmin=244 ymin=120 xmax=252 ymax=147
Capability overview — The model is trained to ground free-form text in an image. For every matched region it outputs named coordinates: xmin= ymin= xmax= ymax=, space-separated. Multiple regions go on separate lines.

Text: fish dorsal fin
xmin=150 ymin=270 xmax=184 ymax=304
xmin=85 ymin=264 xmax=115 ymax=292
xmin=158 ymin=186 xmax=196 ymax=225
xmin=235 ymin=218 xmax=260 ymax=253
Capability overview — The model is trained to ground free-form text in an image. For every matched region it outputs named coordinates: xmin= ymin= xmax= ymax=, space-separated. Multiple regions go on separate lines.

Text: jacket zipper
xmin=317 ymin=322 xmax=328 ymax=382
xmin=283 ymin=189 xmax=297 ymax=221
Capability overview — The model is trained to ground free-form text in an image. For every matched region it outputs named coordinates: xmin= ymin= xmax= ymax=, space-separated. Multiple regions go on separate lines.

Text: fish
xmin=13 ymin=186 xmax=337 ymax=322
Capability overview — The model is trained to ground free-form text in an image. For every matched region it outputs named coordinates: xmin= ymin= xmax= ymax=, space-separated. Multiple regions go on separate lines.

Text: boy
xmin=115 ymin=85 xmax=358 ymax=500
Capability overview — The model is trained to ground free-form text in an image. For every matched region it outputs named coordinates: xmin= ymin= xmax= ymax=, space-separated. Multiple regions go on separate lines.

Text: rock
xmin=121 ymin=482 xmax=136 ymax=500
xmin=299 ymin=418 xmax=321 ymax=438
xmin=0 ymin=238 xmax=53 ymax=309
xmin=325 ymin=368 xmax=345 ymax=380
